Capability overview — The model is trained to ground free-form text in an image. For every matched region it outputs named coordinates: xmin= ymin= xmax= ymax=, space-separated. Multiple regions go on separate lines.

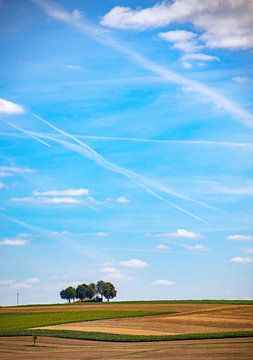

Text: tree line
xmin=60 ymin=280 xmax=117 ymax=303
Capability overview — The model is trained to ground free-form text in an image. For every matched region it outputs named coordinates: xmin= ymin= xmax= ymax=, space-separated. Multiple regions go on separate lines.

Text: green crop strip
xmin=0 ymin=310 xmax=174 ymax=333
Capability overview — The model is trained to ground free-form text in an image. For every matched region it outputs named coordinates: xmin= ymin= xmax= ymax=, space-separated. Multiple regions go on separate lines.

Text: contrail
xmin=32 ymin=0 xmax=253 ymax=129
xmin=2 ymin=111 xmax=217 ymax=222
xmin=0 ymin=119 xmax=51 ymax=147
xmin=75 ymin=136 xmax=253 ymax=150
xmin=28 ymin=113 xmax=215 ymax=223
xmin=2 ymin=130 xmax=253 ymax=150
xmin=31 ymin=113 xmax=217 ymax=209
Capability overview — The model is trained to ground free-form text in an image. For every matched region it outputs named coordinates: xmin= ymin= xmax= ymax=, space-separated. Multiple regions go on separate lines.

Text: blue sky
xmin=0 ymin=0 xmax=253 ymax=305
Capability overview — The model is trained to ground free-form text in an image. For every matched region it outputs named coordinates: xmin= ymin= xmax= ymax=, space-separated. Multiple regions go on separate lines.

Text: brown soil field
xmin=40 ymin=305 xmax=253 ymax=335
xmin=0 ymin=336 xmax=252 ymax=359
xmin=0 ymin=303 xmax=219 ymax=313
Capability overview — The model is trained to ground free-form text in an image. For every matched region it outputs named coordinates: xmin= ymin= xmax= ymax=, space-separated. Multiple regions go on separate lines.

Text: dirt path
xmin=0 ymin=336 xmax=252 ymax=359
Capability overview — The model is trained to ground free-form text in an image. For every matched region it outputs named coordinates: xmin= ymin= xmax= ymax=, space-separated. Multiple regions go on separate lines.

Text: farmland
xmin=0 ymin=300 xmax=252 ymax=359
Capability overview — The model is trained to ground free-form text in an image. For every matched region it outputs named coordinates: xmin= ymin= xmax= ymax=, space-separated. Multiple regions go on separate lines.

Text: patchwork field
xmin=37 ymin=304 xmax=253 ymax=336
xmin=0 ymin=301 xmax=253 ymax=359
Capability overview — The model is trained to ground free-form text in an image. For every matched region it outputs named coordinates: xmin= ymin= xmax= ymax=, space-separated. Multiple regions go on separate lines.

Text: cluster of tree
xmin=60 ymin=280 xmax=117 ymax=303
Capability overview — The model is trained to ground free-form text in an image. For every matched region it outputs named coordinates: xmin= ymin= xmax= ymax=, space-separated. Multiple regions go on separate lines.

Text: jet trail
xmin=28 ymin=113 xmax=216 ymax=223
xmin=0 ymin=120 xmax=51 ymax=147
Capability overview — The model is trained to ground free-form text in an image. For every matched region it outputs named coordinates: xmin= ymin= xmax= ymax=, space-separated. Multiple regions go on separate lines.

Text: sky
xmin=0 ymin=0 xmax=253 ymax=306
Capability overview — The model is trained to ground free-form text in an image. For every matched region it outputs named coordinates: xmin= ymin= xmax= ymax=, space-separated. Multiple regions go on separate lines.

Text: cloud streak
xmin=31 ymin=0 xmax=253 ymax=128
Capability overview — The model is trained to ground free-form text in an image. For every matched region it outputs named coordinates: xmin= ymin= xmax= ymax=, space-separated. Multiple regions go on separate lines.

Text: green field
xmin=0 ymin=309 xmax=174 ymax=334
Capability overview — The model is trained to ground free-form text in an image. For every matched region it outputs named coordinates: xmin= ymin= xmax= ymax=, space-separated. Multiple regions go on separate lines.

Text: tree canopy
xmin=60 ymin=280 xmax=117 ymax=302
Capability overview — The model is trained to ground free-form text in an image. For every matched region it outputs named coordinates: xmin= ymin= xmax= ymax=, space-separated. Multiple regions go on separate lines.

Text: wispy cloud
xmin=0 ymin=236 xmax=30 ymax=246
xmin=33 ymin=188 xmax=90 ymax=196
xmin=244 ymin=248 xmax=253 ymax=254
xmin=95 ymin=232 xmax=108 ymax=237
xmin=151 ymin=279 xmax=175 ymax=286
xmin=12 ymin=196 xmax=82 ymax=204
xmin=227 ymin=234 xmax=253 ymax=241
xmin=158 ymin=30 xmax=219 ymax=68
xmin=0 ymin=98 xmax=25 ymax=115
xmin=32 ymin=0 xmax=253 ymax=128
xmin=101 ymin=266 xmax=133 ymax=281
xmin=155 ymin=244 xmax=169 ymax=251
xmin=232 ymin=76 xmax=249 ymax=84
xmin=157 ymin=228 xmax=204 ymax=240
xmin=119 ymin=259 xmax=148 ymax=268
xmin=230 ymin=256 xmax=253 ymax=264
xmin=0 ymin=182 xmax=6 ymax=189
xmin=0 ymin=277 xmax=39 ymax=289
xmin=184 ymin=244 xmax=209 ymax=251
xmin=64 ymin=64 xmax=82 ymax=70
xmin=116 ymin=196 xmax=129 ymax=203
xmin=0 ymin=166 xmax=36 ymax=174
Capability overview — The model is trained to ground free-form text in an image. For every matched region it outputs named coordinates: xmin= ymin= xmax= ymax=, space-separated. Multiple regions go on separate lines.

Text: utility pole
xmin=16 ymin=292 xmax=19 ymax=306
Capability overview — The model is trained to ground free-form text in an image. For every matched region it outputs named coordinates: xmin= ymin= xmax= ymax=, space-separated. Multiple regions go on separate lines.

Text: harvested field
xmin=39 ymin=305 xmax=253 ymax=336
xmin=0 ymin=336 xmax=252 ymax=360
xmin=0 ymin=303 xmax=220 ymax=314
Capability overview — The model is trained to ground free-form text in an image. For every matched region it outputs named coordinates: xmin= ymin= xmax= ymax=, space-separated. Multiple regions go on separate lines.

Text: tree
xmin=75 ymin=285 xmax=87 ymax=302
xmin=103 ymin=282 xmax=117 ymax=302
xmin=60 ymin=286 xmax=76 ymax=303
xmin=89 ymin=282 xmax=97 ymax=295
xmin=60 ymin=289 xmax=67 ymax=302
xmin=83 ymin=283 xmax=95 ymax=300
xmin=76 ymin=284 xmax=95 ymax=301
xmin=96 ymin=280 xmax=106 ymax=301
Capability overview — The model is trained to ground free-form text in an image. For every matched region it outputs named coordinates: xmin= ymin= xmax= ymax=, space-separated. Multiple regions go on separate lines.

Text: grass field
xmin=0 ymin=300 xmax=253 ymax=342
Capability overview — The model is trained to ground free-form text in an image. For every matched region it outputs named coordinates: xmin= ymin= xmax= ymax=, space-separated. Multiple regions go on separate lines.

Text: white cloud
xmin=101 ymin=266 xmax=133 ymax=281
xmin=64 ymin=64 xmax=82 ymax=70
xmin=227 ymin=234 xmax=253 ymax=241
xmin=0 ymin=98 xmax=25 ymax=115
xmin=0 ymin=182 xmax=6 ymax=189
xmin=119 ymin=259 xmax=148 ymax=268
xmin=230 ymin=256 xmax=253 ymax=264
xmin=181 ymin=53 xmax=219 ymax=62
xmin=33 ymin=188 xmax=90 ymax=196
xmin=12 ymin=196 xmax=82 ymax=204
xmin=116 ymin=196 xmax=130 ymax=203
xmin=0 ymin=238 xmax=30 ymax=246
xmin=159 ymin=30 xmax=199 ymax=53
xmin=101 ymin=0 xmax=253 ymax=50
xmin=232 ymin=76 xmax=248 ymax=84
xmin=95 ymin=232 xmax=108 ymax=237
xmin=34 ymin=0 xmax=253 ymax=136
xmin=158 ymin=228 xmax=204 ymax=240
xmin=151 ymin=279 xmax=175 ymax=286
xmin=185 ymin=244 xmax=209 ymax=251
xmin=155 ymin=244 xmax=169 ymax=251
